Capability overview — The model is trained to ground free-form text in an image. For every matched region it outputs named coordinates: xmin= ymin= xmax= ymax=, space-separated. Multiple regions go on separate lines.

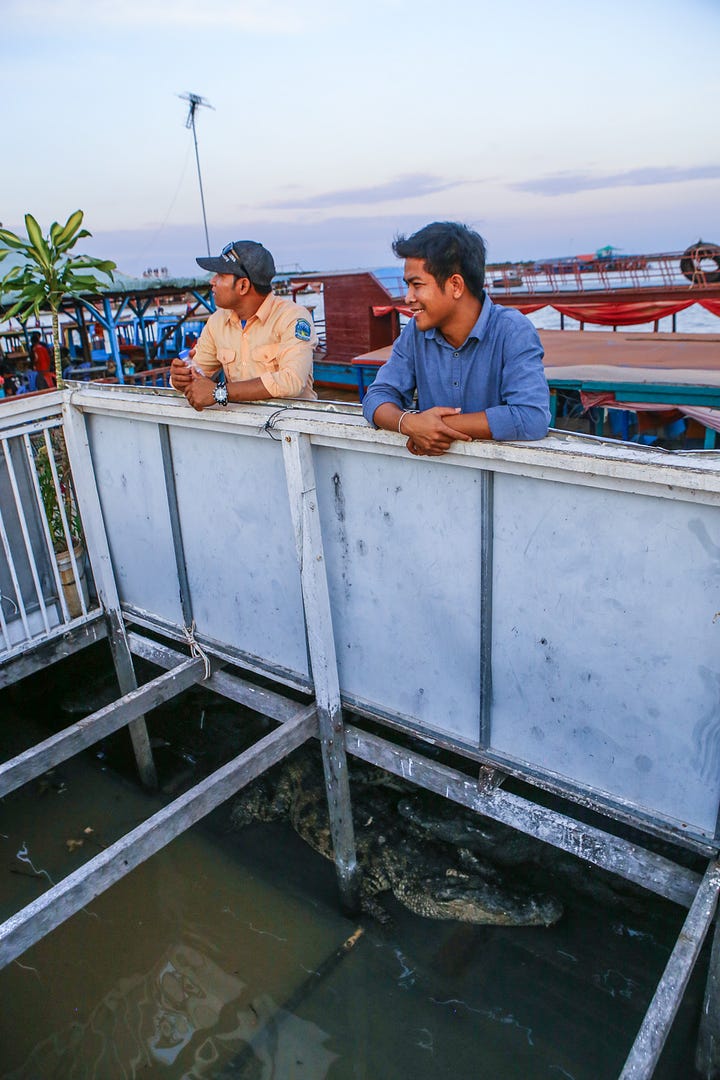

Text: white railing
xmin=0 ymin=392 xmax=99 ymax=663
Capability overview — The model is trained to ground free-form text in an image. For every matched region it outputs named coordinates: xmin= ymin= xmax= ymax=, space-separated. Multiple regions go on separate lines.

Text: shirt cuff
xmin=484 ymin=405 xmax=517 ymax=441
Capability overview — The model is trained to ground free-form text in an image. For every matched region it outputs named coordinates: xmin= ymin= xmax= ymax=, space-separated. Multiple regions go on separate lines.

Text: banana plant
xmin=0 ymin=211 xmax=116 ymax=388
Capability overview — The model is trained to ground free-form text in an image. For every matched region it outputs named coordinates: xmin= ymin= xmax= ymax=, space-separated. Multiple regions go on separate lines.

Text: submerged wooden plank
xmin=127 ymin=632 xmax=304 ymax=724
xmin=696 ymin=916 xmax=720 ymax=1077
xmin=0 ymin=657 xmax=205 ymax=798
xmin=0 ymin=616 xmax=107 ymax=689
xmin=620 ymin=860 xmax=720 ymax=1079
xmin=344 ymin=726 xmax=702 ymax=908
xmin=62 ymin=400 xmax=158 ymax=788
xmin=0 ymin=704 xmax=317 ymax=970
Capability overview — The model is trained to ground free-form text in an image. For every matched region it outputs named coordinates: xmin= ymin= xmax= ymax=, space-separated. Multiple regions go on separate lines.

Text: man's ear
xmin=447 ymin=273 xmax=465 ymax=299
xmin=233 ymin=277 xmax=252 ymax=296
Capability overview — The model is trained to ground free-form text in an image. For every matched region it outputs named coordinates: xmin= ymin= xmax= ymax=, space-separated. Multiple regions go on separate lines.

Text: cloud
xmin=511 ymin=164 xmax=720 ymax=196
xmin=263 ymin=174 xmax=465 ymax=210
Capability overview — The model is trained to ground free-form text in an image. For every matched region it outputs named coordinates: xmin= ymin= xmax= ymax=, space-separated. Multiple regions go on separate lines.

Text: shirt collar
xmin=424 ymin=291 xmax=493 ymax=347
xmin=223 ymin=292 xmax=275 ymax=327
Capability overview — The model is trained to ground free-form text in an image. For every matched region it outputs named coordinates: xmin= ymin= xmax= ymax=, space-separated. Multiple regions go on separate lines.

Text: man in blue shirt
xmin=362 ymin=222 xmax=550 ymax=455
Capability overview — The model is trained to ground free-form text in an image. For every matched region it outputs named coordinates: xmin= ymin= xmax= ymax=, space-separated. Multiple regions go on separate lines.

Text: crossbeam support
xmin=344 ymin=726 xmax=702 ymax=909
xmin=621 ymin=860 xmax=720 ymax=1079
xmin=0 ymin=656 xmax=205 ymax=798
xmin=0 ymin=703 xmax=317 ymax=971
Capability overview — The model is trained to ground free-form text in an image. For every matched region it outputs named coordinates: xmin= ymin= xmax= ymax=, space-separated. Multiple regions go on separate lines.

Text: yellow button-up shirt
xmin=192 ymin=293 xmax=317 ymax=400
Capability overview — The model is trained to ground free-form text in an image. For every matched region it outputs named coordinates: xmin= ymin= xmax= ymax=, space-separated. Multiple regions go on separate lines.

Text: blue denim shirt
xmin=362 ymin=293 xmax=550 ymax=441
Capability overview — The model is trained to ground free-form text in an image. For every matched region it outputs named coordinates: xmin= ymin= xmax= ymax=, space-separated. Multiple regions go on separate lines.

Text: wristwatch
xmin=213 ymin=383 xmax=229 ymax=407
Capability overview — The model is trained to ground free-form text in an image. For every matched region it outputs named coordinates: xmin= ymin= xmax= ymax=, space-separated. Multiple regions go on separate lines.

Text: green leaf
xmin=75 ymin=257 xmax=116 ymax=275
xmin=24 ymin=214 xmax=46 ymax=250
xmin=56 ymin=209 xmax=84 ymax=247
xmin=0 ymin=230 xmax=27 ymax=251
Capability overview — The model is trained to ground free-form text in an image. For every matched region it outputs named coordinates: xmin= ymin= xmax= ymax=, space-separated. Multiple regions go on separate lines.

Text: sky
xmin=2 ymin=0 xmax=719 ymax=277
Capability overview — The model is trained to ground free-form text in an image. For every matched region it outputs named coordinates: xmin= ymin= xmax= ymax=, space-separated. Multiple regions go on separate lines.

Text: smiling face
xmin=403 ymin=258 xmax=458 ymax=334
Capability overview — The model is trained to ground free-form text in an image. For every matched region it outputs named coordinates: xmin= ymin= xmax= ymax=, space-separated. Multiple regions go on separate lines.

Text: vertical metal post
xmin=621 ymin=859 xmax=720 ymax=1080
xmin=479 ymin=469 xmax=494 ymax=746
xmin=102 ymin=297 xmax=125 ymax=385
xmin=158 ymin=425 xmax=194 ymax=627
xmin=697 ymin=914 xmax=720 ymax=1076
xmin=282 ymin=432 xmax=360 ymax=914
xmin=61 ymin=395 xmax=157 ymax=788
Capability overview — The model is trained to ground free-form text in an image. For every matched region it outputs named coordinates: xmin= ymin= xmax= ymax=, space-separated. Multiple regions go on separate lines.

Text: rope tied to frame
xmin=183 ymin=620 xmax=212 ymax=680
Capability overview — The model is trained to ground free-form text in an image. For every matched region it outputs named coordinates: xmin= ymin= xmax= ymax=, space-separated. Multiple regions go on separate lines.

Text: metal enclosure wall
xmin=71 ymin=387 xmax=720 ymax=844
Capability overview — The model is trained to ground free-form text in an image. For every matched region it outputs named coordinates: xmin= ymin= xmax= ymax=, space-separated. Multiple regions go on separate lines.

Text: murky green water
xmin=0 ymin=648 xmax=705 ymax=1078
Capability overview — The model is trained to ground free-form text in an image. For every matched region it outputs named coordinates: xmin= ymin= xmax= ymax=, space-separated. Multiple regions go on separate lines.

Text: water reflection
xmin=8 ymin=941 xmax=337 ymax=1079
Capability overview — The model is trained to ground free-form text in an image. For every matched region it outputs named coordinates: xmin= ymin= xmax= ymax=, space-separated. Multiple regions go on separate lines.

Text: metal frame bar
xmin=61 ymin=398 xmax=157 ymax=788
xmin=343 ymin=725 xmax=701 ymax=909
xmin=479 ymin=469 xmax=494 ymax=745
xmin=282 ymin=431 xmax=361 ymax=912
xmin=0 ymin=656 xmax=206 ymax=798
xmin=620 ymin=860 xmax=720 ymax=1078
xmin=158 ymin=424 xmax=194 ymax=627
xmin=0 ymin=701 xmax=317 ymax=971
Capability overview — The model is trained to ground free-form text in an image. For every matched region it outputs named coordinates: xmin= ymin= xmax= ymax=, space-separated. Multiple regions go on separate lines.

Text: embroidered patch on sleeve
xmin=295 ymin=318 xmax=312 ymax=341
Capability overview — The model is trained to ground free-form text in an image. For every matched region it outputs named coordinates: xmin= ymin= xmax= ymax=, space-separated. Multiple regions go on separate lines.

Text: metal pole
xmin=190 ymin=106 xmax=211 ymax=257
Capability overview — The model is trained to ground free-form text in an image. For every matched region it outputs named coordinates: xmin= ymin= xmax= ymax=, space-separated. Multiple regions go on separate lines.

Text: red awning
xmin=553 ymin=301 xmax=694 ymax=326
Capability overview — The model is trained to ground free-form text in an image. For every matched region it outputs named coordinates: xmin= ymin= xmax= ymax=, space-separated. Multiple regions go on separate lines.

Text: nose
xmin=210 ymin=274 xmax=219 ymax=286
xmin=404 ymin=284 xmax=414 ymax=304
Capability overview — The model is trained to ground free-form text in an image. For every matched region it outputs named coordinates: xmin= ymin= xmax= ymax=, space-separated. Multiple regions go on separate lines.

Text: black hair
xmin=392 ymin=222 xmax=487 ymax=300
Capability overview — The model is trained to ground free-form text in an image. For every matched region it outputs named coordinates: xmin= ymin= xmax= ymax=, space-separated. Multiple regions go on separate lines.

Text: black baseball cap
xmin=196 ymin=240 xmax=276 ymax=288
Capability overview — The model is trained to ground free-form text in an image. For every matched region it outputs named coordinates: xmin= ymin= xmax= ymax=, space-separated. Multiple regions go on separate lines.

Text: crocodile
xmin=230 ymin=749 xmax=562 ymax=927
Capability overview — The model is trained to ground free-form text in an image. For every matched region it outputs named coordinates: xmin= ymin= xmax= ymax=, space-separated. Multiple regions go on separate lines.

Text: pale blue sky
xmin=3 ymin=0 xmax=719 ymax=275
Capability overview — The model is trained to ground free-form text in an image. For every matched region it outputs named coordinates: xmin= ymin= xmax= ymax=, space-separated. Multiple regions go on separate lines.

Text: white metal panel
xmin=491 ymin=474 xmax=720 ymax=835
xmin=169 ymin=425 xmax=309 ymax=678
xmin=313 ymin=445 xmax=484 ymax=742
xmin=86 ymin=414 xmax=183 ymax=626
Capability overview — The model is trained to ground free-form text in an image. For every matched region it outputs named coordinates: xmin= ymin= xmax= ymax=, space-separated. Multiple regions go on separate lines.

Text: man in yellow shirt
xmin=170 ymin=240 xmax=317 ymax=409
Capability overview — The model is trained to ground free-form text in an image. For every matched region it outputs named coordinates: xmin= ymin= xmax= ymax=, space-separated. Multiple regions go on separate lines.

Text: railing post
xmin=282 ymin=431 xmax=361 ymax=914
xmin=61 ymin=393 xmax=158 ymax=788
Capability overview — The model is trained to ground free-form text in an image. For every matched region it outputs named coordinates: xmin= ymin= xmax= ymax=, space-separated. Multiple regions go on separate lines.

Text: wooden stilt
xmin=0 ymin=656 xmax=206 ymax=798
xmin=696 ymin=914 xmax=720 ymax=1078
xmin=0 ymin=703 xmax=317 ymax=971
xmin=61 ymin=397 xmax=158 ymax=788
xmin=620 ymin=860 xmax=720 ymax=1079
xmin=282 ymin=433 xmax=361 ymax=914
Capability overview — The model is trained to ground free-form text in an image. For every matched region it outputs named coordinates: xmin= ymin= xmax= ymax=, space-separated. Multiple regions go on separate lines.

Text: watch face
xmin=214 ymin=384 xmax=228 ymax=405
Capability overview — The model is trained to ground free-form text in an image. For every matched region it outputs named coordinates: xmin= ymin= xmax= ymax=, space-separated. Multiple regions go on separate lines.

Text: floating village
xmin=0 ymin=221 xmax=720 ymax=1078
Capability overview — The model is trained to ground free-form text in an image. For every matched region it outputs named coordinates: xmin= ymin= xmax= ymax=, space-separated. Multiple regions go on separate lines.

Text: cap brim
xmin=196 ymin=256 xmax=247 ymax=276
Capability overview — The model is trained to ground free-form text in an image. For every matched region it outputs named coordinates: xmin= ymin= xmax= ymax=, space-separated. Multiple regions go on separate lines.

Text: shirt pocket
xmin=252 ymin=345 xmax=280 ymax=372
xmin=217 ymin=347 xmax=237 ymax=376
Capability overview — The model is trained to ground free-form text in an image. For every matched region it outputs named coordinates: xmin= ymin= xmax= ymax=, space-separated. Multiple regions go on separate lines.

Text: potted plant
xmin=0 ymin=211 xmax=116 ymax=388
xmin=34 ymin=429 xmax=87 ymax=617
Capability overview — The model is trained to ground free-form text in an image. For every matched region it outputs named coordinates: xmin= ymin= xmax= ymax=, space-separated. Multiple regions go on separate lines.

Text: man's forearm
xmin=371 ymin=402 xmax=406 ymax=432
xmin=442 ymin=411 xmax=492 ymax=440
xmin=226 ymin=376 xmax=273 ymax=403
xmin=373 ymin=402 xmax=491 ymax=440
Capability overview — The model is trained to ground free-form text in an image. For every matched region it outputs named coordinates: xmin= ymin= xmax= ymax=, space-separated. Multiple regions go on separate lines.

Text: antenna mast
xmin=178 ymin=92 xmax=215 ymax=256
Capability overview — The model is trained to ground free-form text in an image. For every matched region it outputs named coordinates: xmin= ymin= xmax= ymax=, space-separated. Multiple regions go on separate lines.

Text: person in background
xmin=362 ymin=222 xmax=550 ymax=455
xmin=30 ymin=332 xmax=53 ymax=376
xmin=170 ymin=240 xmax=317 ymax=410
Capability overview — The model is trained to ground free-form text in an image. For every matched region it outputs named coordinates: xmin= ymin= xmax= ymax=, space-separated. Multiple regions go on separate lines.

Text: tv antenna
xmin=178 ymin=92 xmax=215 ymax=256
